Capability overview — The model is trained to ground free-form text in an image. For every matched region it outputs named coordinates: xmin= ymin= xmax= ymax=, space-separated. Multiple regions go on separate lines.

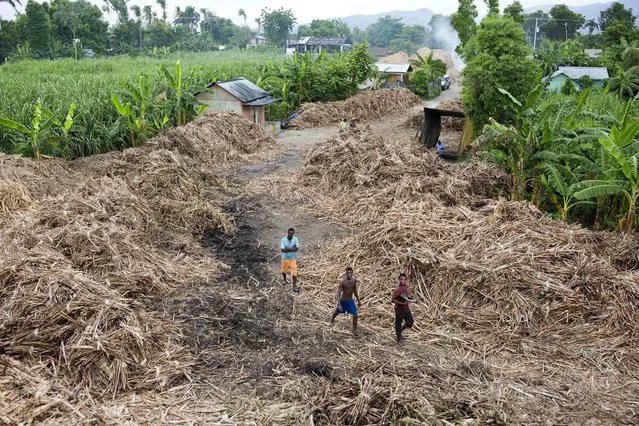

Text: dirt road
xmin=186 ymin=89 xmax=456 ymax=382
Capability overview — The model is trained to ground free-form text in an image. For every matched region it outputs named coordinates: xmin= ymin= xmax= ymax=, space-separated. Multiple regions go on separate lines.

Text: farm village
xmin=1 ymin=0 xmax=639 ymax=424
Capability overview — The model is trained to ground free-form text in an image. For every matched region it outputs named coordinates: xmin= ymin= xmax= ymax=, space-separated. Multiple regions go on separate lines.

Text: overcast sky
xmin=0 ymin=0 xmax=609 ymax=27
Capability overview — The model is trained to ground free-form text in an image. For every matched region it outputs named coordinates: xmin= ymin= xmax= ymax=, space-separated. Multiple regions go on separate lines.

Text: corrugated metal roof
xmin=245 ymin=95 xmax=280 ymax=107
xmin=298 ymin=36 xmax=347 ymax=46
xmin=376 ymin=63 xmax=413 ymax=74
xmin=213 ymin=78 xmax=270 ymax=103
xmin=553 ymin=66 xmax=609 ymax=80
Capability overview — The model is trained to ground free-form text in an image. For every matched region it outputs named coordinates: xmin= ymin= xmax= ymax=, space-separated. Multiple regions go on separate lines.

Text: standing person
xmin=331 ymin=267 xmax=360 ymax=336
xmin=392 ymin=273 xmax=414 ymax=345
xmin=339 ymin=118 xmax=348 ymax=131
xmin=281 ymin=228 xmax=299 ymax=292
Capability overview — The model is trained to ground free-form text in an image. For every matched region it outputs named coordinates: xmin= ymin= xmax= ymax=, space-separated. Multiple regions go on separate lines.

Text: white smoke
xmin=429 ymin=17 xmax=465 ymax=71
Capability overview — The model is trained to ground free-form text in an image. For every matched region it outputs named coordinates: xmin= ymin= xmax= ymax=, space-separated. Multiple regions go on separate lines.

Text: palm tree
xmin=410 ymin=52 xmax=447 ymax=81
xmin=183 ymin=6 xmax=200 ymax=32
xmin=130 ymin=5 xmax=142 ymax=47
xmin=585 ymin=19 xmax=598 ymax=35
xmin=142 ymin=5 xmax=153 ymax=27
xmin=255 ymin=17 xmax=261 ymax=35
xmin=607 ymin=66 xmax=639 ymax=99
xmin=155 ymin=0 xmax=167 ymax=21
xmin=238 ymin=8 xmax=247 ymax=26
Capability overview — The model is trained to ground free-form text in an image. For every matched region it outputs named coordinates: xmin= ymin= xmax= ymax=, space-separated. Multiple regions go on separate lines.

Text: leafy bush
xmin=461 ymin=16 xmax=539 ymax=131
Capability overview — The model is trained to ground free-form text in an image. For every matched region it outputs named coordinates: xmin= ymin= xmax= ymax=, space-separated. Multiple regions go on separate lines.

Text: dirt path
xmin=166 ymin=89 xmax=457 ymax=401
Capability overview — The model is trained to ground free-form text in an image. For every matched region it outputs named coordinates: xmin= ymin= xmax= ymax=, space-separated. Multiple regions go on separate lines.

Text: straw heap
xmin=0 ymin=112 xmax=275 ymax=422
xmin=290 ymin=89 xmax=421 ymax=129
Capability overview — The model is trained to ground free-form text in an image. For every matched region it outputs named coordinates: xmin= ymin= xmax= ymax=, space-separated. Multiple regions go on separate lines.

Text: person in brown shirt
xmin=331 ymin=267 xmax=360 ymax=336
xmin=392 ymin=273 xmax=414 ymax=345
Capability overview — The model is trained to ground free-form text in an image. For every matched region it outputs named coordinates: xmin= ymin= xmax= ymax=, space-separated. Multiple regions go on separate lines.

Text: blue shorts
xmin=336 ymin=299 xmax=357 ymax=316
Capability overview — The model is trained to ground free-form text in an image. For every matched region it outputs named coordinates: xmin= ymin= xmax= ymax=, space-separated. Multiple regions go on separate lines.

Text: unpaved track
xmin=167 ymin=89 xmax=457 ymax=407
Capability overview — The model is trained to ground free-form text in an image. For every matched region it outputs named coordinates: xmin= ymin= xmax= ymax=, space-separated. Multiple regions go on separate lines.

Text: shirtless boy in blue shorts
xmin=330 ymin=267 xmax=360 ymax=336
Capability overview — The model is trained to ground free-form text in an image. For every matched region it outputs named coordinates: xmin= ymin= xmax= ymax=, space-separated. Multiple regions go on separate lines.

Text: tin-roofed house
xmin=544 ymin=66 xmax=609 ymax=92
xmin=296 ymin=36 xmax=350 ymax=54
xmin=195 ymin=78 xmax=280 ymax=126
xmin=376 ymin=63 xmax=413 ymax=88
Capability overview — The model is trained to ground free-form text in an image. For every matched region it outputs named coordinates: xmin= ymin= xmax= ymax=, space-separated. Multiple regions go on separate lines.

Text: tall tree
xmin=155 ymin=0 xmax=166 ymax=21
xmin=238 ymin=8 xmax=246 ymax=26
xmin=485 ymin=0 xmax=499 ymax=16
xmin=130 ymin=4 xmax=141 ymax=46
xmin=260 ymin=7 xmax=296 ymax=49
xmin=451 ymin=0 xmax=478 ymax=53
xmin=599 ymin=2 xmax=636 ymax=32
xmin=142 ymin=5 xmax=152 ymax=26
xmin=103 ymin=0 xmax=129 ymax=23
xmin=503 ymin=1 xmax=524 ymax=24
xmin=366 ymin=15 xmax=403 ymax=47
xmin=254 ymin=17 xmax=261 ymax=35
xmin=585 ymin=19 xmax=598 ymax=35
xmin=201 ymin=13 xmax=237 ymax=44
xmin=544 ymin=5 xmax=585 ymax=41
xmin=51 ymin=0 xmax=109 ymax=54
xmin=25 ymin=0 xmax=52 ymax=58
xmin=461 ymin=16 xmax=539 ymax=130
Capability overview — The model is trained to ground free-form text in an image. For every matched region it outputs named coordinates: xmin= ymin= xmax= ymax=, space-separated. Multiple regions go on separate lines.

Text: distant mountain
xmin=523 ymin=1 xmax=639 ymax=24
xmin=338 ymin=8 xmax=435 ymax=30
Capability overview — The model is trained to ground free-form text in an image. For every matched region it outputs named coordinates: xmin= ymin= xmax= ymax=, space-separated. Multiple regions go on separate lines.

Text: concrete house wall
xmin=195 ymin=86 xmax=267 ymax=125
xmin=548 ymin=74 xmax=606 ymax=92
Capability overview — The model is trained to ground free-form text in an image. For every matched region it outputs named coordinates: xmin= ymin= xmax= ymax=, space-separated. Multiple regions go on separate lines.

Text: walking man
xmin=281 ymin=227 xmax=299 ymax=292
xmin=392 ymin=273 xmax=414 ymax=345
xmin=331 ymin=267 xmax=360 ymax=336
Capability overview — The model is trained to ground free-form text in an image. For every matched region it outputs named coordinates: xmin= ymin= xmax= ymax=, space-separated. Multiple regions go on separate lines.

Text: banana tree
xmin=478 ymin=86 xmax=590 ymax=201
xmin=573 ymin=118 xmax=639 ymax=231
xmin=540 ymin=162 xmax=596 ymax=222
xmin=159 ymin=61 xmax=206 ymax=126
xmin=0 ymin=100 xmax=75 ymax=159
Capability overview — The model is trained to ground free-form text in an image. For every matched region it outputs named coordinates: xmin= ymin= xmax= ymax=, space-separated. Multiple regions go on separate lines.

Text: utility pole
xmin=565 ymin=22 xmax=568 ymax=41
xmin=73 ymin=38 xmax=80 ymax=60
xmin=533 ymin=18 xmax=538 ymax=50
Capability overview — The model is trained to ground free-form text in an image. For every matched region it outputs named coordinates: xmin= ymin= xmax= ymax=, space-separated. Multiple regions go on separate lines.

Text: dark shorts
xmin=336 ymin=299 xmax=358 ymax=316
xmin=395 ymin=310 xmax=414 ymax=332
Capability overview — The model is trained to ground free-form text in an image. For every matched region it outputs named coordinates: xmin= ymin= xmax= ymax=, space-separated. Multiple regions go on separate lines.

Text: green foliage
xmin=409 ymin=69 xmax=440 ymax=99
xmin=260 ymin=7 xmax=296 ymax=49
xmin=0 ymin=52 xmax=285 ymax=157
xmin=561 ymin=78 xmax=577 ymax=95
xmin=451 ymin=0 xmax=477 ymax=53
xmin=477 ymin=80 xmax=639 ymax=230
xmin=599 ymin=2 xmax=637 ymax=32
xmin=461 ymin=16 xmax=539 ymax=131
xmin=366 ymin=16 xmax=404 ymax=47
xmin=544 ymin=4 xmax=586 ymax=41
xmin=25 ymin=0 xmax=53 ymax=58
xmin=0 ymin=99 xmax=75 ymax=159
xmin=297 ymin=19 xmax=351 ymax=42
xmin=484 ymin=0 xmax=500 ymax=16
xmin=607 ymin=66 xmax=639 ymax=99
xmin=504 ymin=1 xmax=524 ymax=24
xmin=578 ymin=75 xmax=595 ymax=89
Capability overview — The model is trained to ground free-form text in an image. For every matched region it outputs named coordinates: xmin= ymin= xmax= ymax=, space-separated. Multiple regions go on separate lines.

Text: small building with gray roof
xmin=195 ymin=78 xmax=280 ymax=126
xmin=544 ymin=66 xmax=610 ymax=92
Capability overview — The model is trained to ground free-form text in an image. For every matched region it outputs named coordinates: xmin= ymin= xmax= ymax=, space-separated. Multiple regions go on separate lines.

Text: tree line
xmin=0 ymin=0 xmax=302 ymax=61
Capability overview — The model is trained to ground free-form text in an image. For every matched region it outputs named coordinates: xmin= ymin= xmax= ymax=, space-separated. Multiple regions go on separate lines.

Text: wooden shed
xmin=418 ymin=106 xmax=473 ymax=157
xmin=195 ymin=78 xmax=280 ymax=126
